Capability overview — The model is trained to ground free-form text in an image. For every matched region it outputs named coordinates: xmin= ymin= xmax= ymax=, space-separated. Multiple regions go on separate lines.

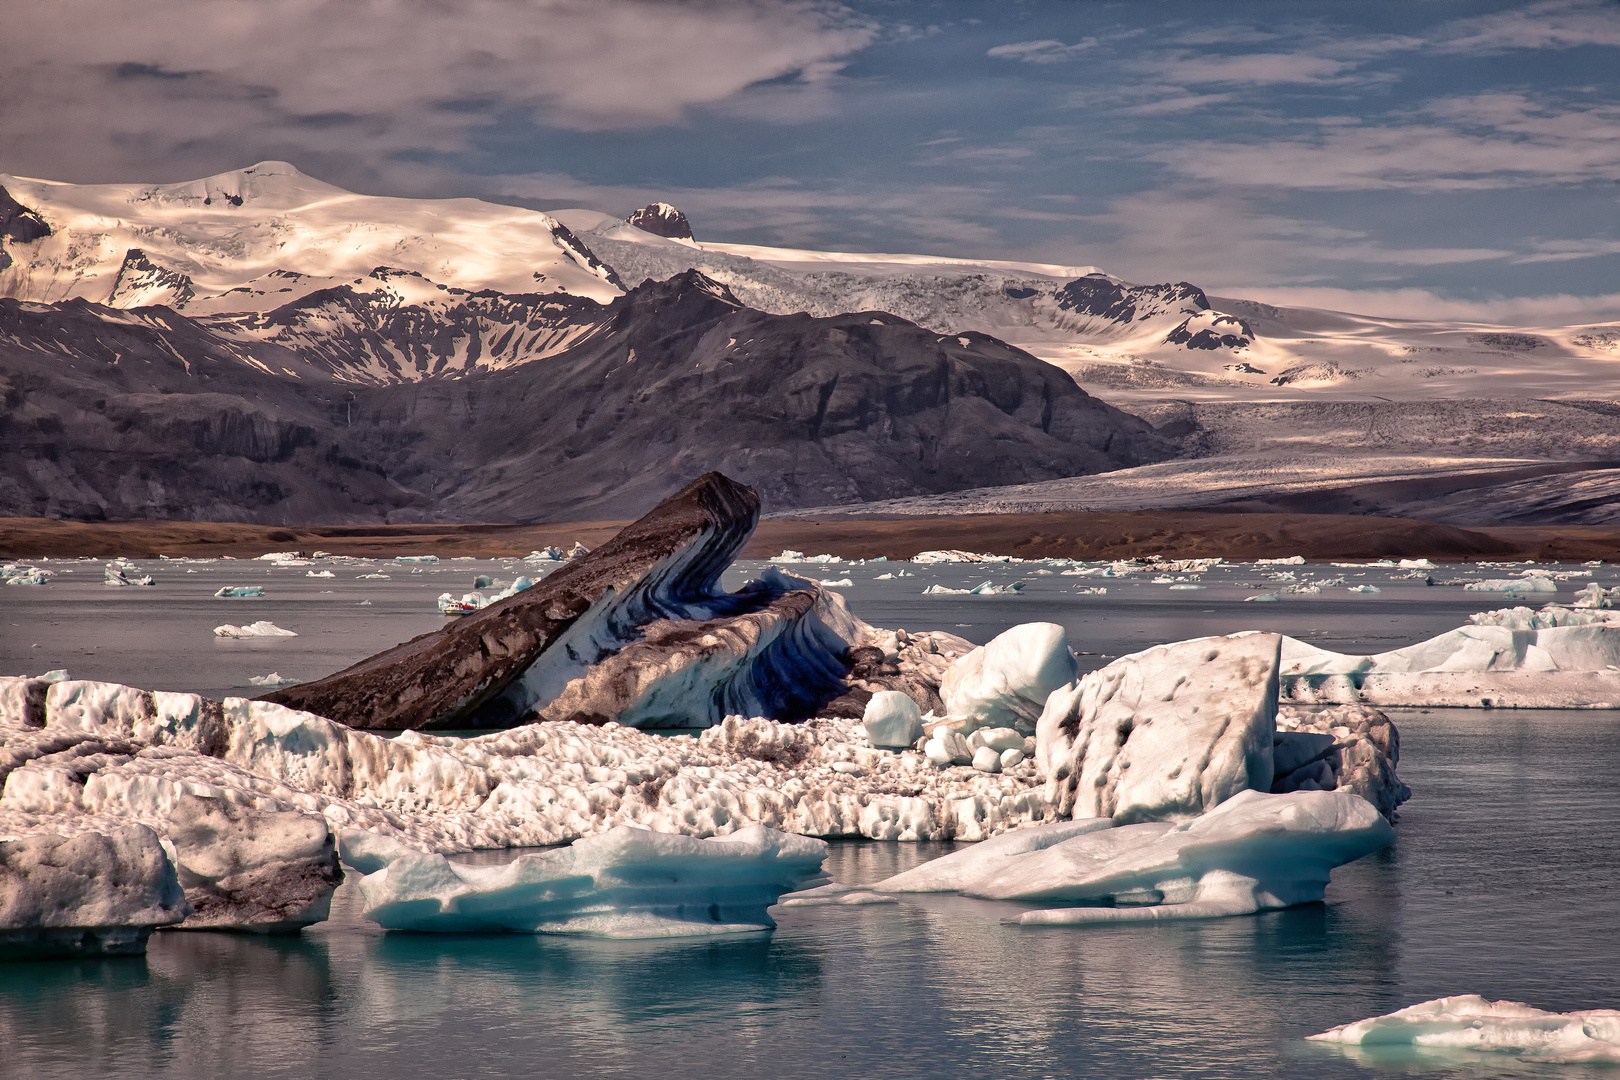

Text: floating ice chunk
xmin=337 ymin=830 xmax=433 ymax=875
xmin=942 ymin=622 xmax=1079 ymax=733
xmin=1256 ymin=556 xmax=1305 ymax=566
xmin=4 ymin=565 xmax=50 ymax=586
xmin=776 ymin=883 xmax=897 ymax=907
xmin=0 ymin=825 xmax=188 ymax=959
xmin=877 ymin=818 xmax=1116 ymax=893
xmin=1308 ymin=995 xmax=1620 ymax=1064
xmin=1347 ymin=584 xmax=1381 ymax=593
xmin=247 ymin=673 xmax=300 ymax=687
xmin=1074 ymin=586 xmax=1108 ymax=595
xmin=1573 ymin=583 xmax=1619 ymax=608
xmin=306 ymin=570 xmax=335 ymax=578
xmin=394 ymin=555 xmax=438 ymax=563
xmin=214 ymin=585 xmax=264 ymax=598
xmin=874 ymin=572 xmax=895 ymax=580
xmin=524 ymin=547 xmax=565 ymax=562
xmin=214 ymin=621 xmax=297 ymax=638
xmin=920 ymin=580 xmax=1025 ymax=596
xmin=1465 ymin=578 xmax=1557 ymax=593
xmin=105 ymin=561 xmax=155 ymax=586
xmin=768 ymin=549 xmax=807 ymax=563
xmin=30 ymin=669 xmax=71 ymax=682
xmin=913 ymin=550 xmax=1014 ymax=564
xmin=818 ymin=577 xmax=854 ymax=587
xmin=1168 ymin=584 xmax=1205 ymax=591
xmin=863 ymin=691 xmax=922 ymax=749
xmin=355 ymin=573 xmax=390 ymax=580
xmin=356 ymin=824 xmax=828 ymax=938
xmin=1245 ymin=593 xmax=1280 ymax=602
xmin=565 ymin=542 xmax=591 ymax=559
xmin=1038 ymin=633 xmax=1278 ymax=823
xmin=1398 ymin=558 xmax=1435 ymax=569
xmin=965 ymin=790 xmax=1391 ymax=924
xmin=257 ymin=552 xmax=306 ymax=563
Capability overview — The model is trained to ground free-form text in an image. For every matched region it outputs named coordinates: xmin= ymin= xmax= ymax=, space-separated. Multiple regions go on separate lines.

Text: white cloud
xmin=1142 ymin=52 xmax=1355 ymax=85
xmin=1439 ymin=0 xmax=1620 ymax=53
xmin=1223 ymin=285 xmax=1620 ymax=323
xmin=1515 ymin=239 xmax=1620 ymax=264
xmin=987 ymin=39 xmax=1097 ymax=64
xmin=0 ymin=0 xmax=876 ymax=185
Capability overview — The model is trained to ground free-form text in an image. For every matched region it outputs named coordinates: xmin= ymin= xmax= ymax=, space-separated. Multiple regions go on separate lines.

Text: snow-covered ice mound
xmin=214 ymin=621 xmax=297 ymax=638
xmin=873 ymin=789 xmax=1392 ymax=924
xmin=1309 ymin=995 xmax=1620 ymax=1064
xmin=350 ymin=824 xmax=827 ymax=938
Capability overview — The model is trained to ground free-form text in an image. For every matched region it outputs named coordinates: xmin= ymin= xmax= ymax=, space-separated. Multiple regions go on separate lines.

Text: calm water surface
xmin=2 ymin=557 xmax=1618 ymax=1078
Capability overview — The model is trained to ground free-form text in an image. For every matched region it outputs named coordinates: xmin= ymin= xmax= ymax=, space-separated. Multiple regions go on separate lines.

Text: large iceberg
xmin=941 ymin=622 xmax=1078 ymax=734
xmin=1309 ymin=996 xmax=1620 ymax=1064
xmin=351 ymin=824 xmax=827 ymax=938
xmin=873 ymin=789 xmax=1392 ymax=924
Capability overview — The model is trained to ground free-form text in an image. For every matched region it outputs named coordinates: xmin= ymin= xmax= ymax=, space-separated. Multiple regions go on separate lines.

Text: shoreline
xmin=2 ymin=511 xmax=1616 ymax=563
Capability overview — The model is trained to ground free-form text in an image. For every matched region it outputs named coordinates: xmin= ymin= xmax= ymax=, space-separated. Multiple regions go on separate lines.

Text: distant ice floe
xmin=306 ymin=570 xmax=335 ymax=578
xmin=1309 ymin=996 xmax=1620 ymax=1064
xmin=922 ymin=580 xmax=1026 ymax=595
xmin=1281 ymin=603 xmax=1620 ymax=707
xmin=105 ymin=560 xmax=154 ymax=587
xmin=818 ymin=577 xmax=854 ymax=587
xmin=395 ymin=555 xmax=438 ymax=564
xmin=214 ymin=586 xmax=264 ymax=598
xmin=214 ymin=621 xmax=297 ymax=638
xmin=348 ymin=824 xmax=827 ymax=938
xmin=2 ymin=563 xmax=52 ymax=586
xmin=247 ymin=673 xmax=301 ymax=688
xmin=912 ymin=550 xmax=1017 ymax=564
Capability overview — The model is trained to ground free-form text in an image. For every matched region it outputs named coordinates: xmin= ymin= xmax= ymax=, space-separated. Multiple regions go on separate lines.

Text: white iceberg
xmin=875 ymin=789 xmax=1392 ymax=924
xmin=921 ymin=580 xmax=1025 ymax=596
xmin=863 ymin=691 xmax=922 ymax=749
xmin=214 ymin=621 xmax=297 ymax=638
xmin=1256 ymin=556 xmax=1305 ymax=566
xmin=214 ymin=585 xmax=264 ymax=598
xmin=247 ymin=672 xmax=301 ymax=687
xmin=942 ymin=622 xmax=1079 ymax=733
xmin=1309 ymin=995 xmax=1620 ymax=1064
xmin=911 ymin=550 xmax=1015 ymax=564
xmin=1347 ymin=584 xmax=1381 ymax=593
xmin=394 ymin=555 xmax=439 ymax=564
xmin=818 ymin=577 xmax=854 ymax=587
xmin=1465 ymin=577 xmax=1557 ymax=593
xmin=524 ymin=547 xmax=565 ymax=562
xmin=1073 ymin=586 xmax=1107 ymax=595
xmin=1245 ymin=593 xmax=1280 ymax=602
xmin=306 ymin=570 xmax=335 ymax=578
xmin=3 ymin=565 xmax=51 ymax=586
xmin=105 ymin=561 xmax=155 ymax=587
xmin=351 ymin=824 xmax=827 ymax=938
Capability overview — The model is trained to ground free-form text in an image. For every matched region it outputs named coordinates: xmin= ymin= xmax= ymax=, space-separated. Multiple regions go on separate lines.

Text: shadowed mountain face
xmin=0 ymin=271 xmax=1169 ymax=524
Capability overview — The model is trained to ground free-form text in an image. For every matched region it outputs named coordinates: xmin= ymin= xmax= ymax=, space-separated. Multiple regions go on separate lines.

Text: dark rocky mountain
xmin=0 ymin=271 xmax=1169 ymax=524
xmin=625 ymin=202 xmax=694 ymax=240
xmin=0 ymin=185 xmax=51 ymax=273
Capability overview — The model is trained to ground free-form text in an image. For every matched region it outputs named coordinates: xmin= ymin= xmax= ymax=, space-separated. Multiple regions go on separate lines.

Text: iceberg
xmin=1309 ymin=996 xmax=1620 ymax=1064
xmin=1256 ymin=556 xmax=1305 ymax=565
xmin=247 ymin=672 xmax=300 ymax=688
xmin=818 ymin=577 xmax=854 ymax=587
xmin=873 ymin=789 xmax=1392 ymax=924
xmin=1465 ymin=577 xmax=1557 ymax=593
xmin=351 ymin=824 xmax=828 ymax=938
xmin=1038 ymin=633 xmax=1278 ymax=823
xmin=941 ymin=623 xmax=1079 ymax=734
xmin=214 ymin=621 xmax=297 ymax=638
xmin=524 ymin=547 xmax=565 ymax=562
xmin=355 ymin=573 xmax=390 ymax=580
xmin=911 ymin=550 xmax=1015 ymax=564
xmin=922 ymin=580 xmax=1025 ymax=596
xmin=863 ymin=691 xmax=922 ymax=749
xmin=214 ymin=585 xmax=265 ymax=598
xmin=395 ymin=555 xmax=439 ymax=563
xmin=3 ymin=563 xmax=51 ymax=586
xmin=105 ymin=560 xmax=155 ymax=586
xmin=306 ymin=570 xmax=335 ymax=578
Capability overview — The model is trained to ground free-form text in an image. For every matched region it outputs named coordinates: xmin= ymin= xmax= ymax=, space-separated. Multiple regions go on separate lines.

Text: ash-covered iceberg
xmin=351 ymin=823 xmax=827 ymax=938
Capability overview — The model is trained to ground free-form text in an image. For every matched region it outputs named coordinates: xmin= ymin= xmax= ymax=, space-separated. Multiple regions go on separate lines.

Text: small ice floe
xmin=306 ymin=570 xmax=335 ymax=578
xmin=357 ymin=600 xmax=372 ymax=606
xmin=524 ymin=547 xmax=565 ymax=562
xmin=1074 ymin=586 xmax=1107 ymax=595
xmin=1465 ymin=576 xmax=1556 ymax=593
xmin=356 ymin=573 xmax=390 ymax=580
xmin=922 ymin=580 xmax=1026 ymax=596
xmin=874 ymin=572 xmax=895 ymax=580
xmin=818 ymin=577 xmax=854 ymax=587
xmin=912 ymin=550 xmax=1014 ymax=564
xmin=1151 ymin=575 xmax=1177 ymax=584
xmin=247 ymin=672 xmax=301 ymax=688
xmin=1347 ymin=584 xmax=1382 ymax=593
xmin=348 ymin=824 xmax=828 ymax=938
xmin=105 ymin=560 xmax=154 ymax=587
xmin=395 ymin=555 xmax=438 ymax=564
xmin=769 ymin=550 xmax=841 ymax=564
xmin=1245 ymin=593 xmax=1281 ymax=602
xmin=2 ymin=563 xmax=51 ymax=586
xmin=775 ymin=883 xmax=898 ymax=908
xmin=214 ymin=586 xmax=265 ymax=598
xmin=214 ymin=621 xmax=297 ymax=638
xmin=1168 ymin=584 xmax=1205 ymax=591
xmin=1398 ymin=558 xmax=1435 ymax=569
xmin=1256 ymin=555 xmax=1305 ymax=566
xmin=1308 ymin=995 xmax=1620 ymax=1064
xmin=1575 ymin=583 xmax=1620 ymax=608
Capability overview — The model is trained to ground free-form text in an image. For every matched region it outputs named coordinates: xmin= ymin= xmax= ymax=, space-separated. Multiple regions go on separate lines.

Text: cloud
xmin=0 ymin=0 xmax=877 ymax=185
xmin=1515 ymin=239 xmax=1620 ymax=264
xmin=1150 ymin=94 xmax=1620 ymax=191
xmin=1142 ymin=52 xmax=1356 ymax=85
xmin=986 ymin=39 xmax=1097 ymax=64
xmin=1224 ymin=285 xmax=1620 ymax=323
xmin=1439 ymin=0 xmax=1620 ymax=53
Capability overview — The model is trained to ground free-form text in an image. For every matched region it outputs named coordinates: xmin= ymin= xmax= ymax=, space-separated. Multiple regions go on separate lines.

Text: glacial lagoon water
xmin=2 ymin=554 xmax=1619 ymax=1078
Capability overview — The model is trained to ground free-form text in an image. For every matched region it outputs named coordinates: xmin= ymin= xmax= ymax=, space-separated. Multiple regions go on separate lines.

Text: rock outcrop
xmin=625 ymin=202 xmax=694 ymax=240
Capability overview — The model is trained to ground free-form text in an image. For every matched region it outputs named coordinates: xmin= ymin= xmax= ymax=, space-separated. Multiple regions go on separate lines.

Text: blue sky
xmin=5 ymin=0 xmax=1619 ymax=319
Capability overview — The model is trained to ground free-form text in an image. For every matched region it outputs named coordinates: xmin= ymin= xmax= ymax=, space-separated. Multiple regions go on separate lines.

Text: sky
xmin=4 ymin=0 xmax=1619 ymax=321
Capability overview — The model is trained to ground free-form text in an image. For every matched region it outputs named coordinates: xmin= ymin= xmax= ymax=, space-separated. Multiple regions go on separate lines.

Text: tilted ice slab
xmin=876 ymin=789 xmax=1390 ymax=922
xmin=351 ymin=824 xmax=828 ymax=938
xmin=871 ymin=789 xmax=1392 ymax=925
xmin=1280 ymin=604 xmax=1620 ymax=707
xmin=1309 ymin=996 xmax=1620 ymax=1064
xmin=942 ymin=622 xmax=1079 ymax=735
xmin=0 ymin=679 xmax=1058 ymax=852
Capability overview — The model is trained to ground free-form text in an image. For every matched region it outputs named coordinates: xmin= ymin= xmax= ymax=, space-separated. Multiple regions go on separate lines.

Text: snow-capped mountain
xmin=0 ymin=161 xmax=622 ymax=308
